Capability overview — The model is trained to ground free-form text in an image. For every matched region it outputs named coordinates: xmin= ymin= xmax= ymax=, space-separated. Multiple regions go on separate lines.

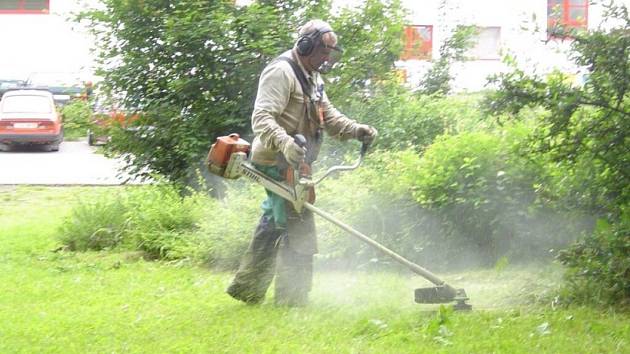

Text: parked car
xmin=0 ymin=89 xmax=63 ymax=151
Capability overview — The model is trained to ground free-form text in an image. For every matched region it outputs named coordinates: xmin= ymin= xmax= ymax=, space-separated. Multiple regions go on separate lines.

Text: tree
xmin=413 ymin=0 xmax=477 ymax=96
xmin=484 ymin=1 xmax=629 ymax=305
xmin=486 ymin=1 xmax=628 ymax=216
xmin=79 ymin=0 xmax=404 ymax=185
xmin=416 ymin=25 xmax=477 ymax=96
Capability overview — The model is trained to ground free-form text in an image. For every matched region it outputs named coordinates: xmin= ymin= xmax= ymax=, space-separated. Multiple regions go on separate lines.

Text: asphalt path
xmin=0 ymin=141 xmax=146 ymax=185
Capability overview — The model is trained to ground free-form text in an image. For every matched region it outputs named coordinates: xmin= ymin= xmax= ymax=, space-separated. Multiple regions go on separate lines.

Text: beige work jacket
xmin=250 ymin=49 xmax=359 ymax=165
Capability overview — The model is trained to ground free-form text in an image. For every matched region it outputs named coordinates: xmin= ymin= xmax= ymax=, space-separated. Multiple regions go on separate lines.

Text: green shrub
xmin=406 ymin=128 xmax=587 ymax=265
xmin=123 ymin=185 xmax=204 ymax=259
xmin=55 ymin=123 xmax=591 ymax=273
xmin=194 ymin=182 xmax=264 ymax=269
xmin=58 ymin=192 xmax=129 ymax=251
xmin=314 ymin=125 xmax=588 ymax=270
xmin=483 ymin=2 xmax=629 ymax=305
xmin=56 ymin=180 xmax=267 ymax=268
xmin=60 ymin=100 xmax=92 ymax=140
xmin=558 ymin=212 xmax=630 ymax=307
xmin=57 ymin=185 xmax=205 ymax=259
xmin=336 ymin=82 xmax=489 ymax=153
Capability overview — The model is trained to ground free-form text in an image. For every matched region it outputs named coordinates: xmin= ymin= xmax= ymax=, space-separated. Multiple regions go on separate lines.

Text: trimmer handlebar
xmin=293 ymin=134 xmax=308 ymax=149
xmin=311 ymin=140 xmax=370 ymax=186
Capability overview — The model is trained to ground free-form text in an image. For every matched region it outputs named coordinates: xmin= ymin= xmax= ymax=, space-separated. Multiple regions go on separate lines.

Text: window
xmin=0 ymin=0 xmax=49 ymax=14
xmin=2 ymin=95 xmax=52 ymax=114
xmin=401 ymin=25 xmax=432 ymax=60
xmin=468 ymin=27 xmax=501 ymax=60
xmin=548 ymin=0 xmax=588 ymax=30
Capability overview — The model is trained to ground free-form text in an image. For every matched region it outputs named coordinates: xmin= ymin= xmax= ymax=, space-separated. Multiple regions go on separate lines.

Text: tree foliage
xmin=416 ymin=25 xmax=477 ymax=96
xmin=79 ymin=0 xmax=404 ymax=184
xmin=485 ymin=1 xmax=629 ymax=305
xmin=485 ymin=2 xmax=629 ymax=216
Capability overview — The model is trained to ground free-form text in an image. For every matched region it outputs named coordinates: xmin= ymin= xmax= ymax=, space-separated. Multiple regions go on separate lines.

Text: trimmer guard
xmin=415 ymin=286 xmax=472 ymax=311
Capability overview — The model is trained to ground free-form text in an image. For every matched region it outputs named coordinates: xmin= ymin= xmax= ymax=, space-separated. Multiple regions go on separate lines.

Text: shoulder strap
xmin=275 ymin=56 xmax=311 ymax=97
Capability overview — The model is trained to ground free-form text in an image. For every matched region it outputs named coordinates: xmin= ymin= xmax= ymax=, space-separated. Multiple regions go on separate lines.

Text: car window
xmin=1 ymin=95 xmax=53 ymax=114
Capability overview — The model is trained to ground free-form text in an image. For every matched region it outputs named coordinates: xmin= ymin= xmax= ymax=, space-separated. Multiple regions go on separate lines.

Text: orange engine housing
xmin=206 ymin=133 xmax=250 ymax=178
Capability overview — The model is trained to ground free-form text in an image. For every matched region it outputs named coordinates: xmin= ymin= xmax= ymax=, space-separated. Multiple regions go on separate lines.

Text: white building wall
xmin=398 ymin=0 xmax=623 ymax=92
xmin=0 ymin=1 xmax=96 ymax=81
xmin=1 ymin=0 xmax=626 ymax=90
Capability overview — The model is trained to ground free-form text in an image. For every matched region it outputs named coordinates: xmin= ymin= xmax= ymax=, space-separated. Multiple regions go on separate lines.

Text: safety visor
xmin=317 ymin=44 xmax=343 ymax=74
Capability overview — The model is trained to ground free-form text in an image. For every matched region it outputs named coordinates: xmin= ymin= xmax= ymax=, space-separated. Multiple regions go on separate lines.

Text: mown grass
xmin=0 ymin=186 xmax=628 ymax=353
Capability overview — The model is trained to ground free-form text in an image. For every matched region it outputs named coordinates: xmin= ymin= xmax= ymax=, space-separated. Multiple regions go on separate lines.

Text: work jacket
xmin=250 ymin=49 xmax=360 ymax=166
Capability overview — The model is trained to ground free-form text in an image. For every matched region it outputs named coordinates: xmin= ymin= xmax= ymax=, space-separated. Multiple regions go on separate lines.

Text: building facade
xmin=1 ymin=0 xmax=626 ymax=91
xmin=397 ymin=0 xmax=622 ymax=92
xmin=0 ymin=0 xmax=95 ymax=83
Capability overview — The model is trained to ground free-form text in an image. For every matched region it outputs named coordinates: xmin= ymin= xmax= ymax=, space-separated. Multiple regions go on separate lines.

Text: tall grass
xmin=58 ymin=185 xmax=207 ymax=258
xmin=56 ymin=183 xmax=264 ymax=266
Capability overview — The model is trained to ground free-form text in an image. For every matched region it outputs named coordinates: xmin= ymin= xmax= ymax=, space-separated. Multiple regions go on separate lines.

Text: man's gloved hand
xmin=281 ymin=138 xmax=306 ymax=167
xmin=355 ymin=124 xmax=378 ymax=144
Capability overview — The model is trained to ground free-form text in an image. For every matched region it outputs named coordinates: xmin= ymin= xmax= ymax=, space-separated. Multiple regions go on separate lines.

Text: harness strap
xmin=275 ymin=56 xmax=311 ymax=98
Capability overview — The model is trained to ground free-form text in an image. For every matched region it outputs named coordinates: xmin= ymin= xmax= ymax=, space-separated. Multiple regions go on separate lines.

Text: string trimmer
xmin=206 ymin=133 xmax=472 ymax=311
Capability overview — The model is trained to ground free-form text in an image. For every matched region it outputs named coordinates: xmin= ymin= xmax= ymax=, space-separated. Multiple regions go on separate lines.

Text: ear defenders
xmin=296 ymin=28 xmax=332 ymax=56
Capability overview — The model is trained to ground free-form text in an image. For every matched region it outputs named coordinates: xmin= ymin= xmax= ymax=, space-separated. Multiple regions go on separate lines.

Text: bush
xmin=58 ymin=192 xmax=129 ymax=251
xmin=123 ymin=184 xmax=204 ymax=259
xmin=57 ymin=189 xmax=124 ymax=252
xmin=484 ymin=2 xmax=629 ymax=305
xmin=558 ymin=212 xmax=630 ymax=307
xmin=60 ymin=100 xmax=92 ymax=140
xmin=56 ymin=126 xmax=590 ymax=273
xmin=57 ymin=185 xmax=204 ymax=259
xmin=407 ymin=127 xmax=590 ymax=266
xmin=56 ymin=180 xmax=266 ymax=268
xmin=194 ymin=182 xmax=263 ymax=269
xmin=315 ymin=125 xmax=588 ymax=270
xmin=334 ymin=82 xmax=489 ymax=153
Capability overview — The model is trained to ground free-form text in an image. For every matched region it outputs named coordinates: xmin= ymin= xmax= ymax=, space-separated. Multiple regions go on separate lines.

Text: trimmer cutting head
xmin=415 ymin=286 xmax=472 ymax=311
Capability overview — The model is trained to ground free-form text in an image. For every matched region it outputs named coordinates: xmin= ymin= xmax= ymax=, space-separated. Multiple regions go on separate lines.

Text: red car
xmin=0 ymin=89 xmax=63 ymax=151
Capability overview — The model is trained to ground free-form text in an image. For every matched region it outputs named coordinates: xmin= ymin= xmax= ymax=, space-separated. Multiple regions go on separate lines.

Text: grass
xmin=0 ymin=186 xmax=628 ymax=353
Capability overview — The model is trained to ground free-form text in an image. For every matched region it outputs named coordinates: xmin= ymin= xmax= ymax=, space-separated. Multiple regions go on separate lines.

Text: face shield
xmin=316 ymin=44 xmax=343 ymax=74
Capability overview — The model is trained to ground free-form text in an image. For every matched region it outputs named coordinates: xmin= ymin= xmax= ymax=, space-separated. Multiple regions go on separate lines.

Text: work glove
xmin=355 ymin=124 xmax=378 ymax=144
xmin=281 ymin=138 xmax=306 ymax=167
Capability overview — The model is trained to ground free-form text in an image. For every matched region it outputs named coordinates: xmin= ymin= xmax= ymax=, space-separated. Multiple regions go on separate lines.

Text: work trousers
xmin=226 ymin=209 xmax=316 ymax=306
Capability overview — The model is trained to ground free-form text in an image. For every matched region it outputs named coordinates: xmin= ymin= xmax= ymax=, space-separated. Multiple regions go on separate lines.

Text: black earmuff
xmin=296 ymin=28 xmax=331 ymax=56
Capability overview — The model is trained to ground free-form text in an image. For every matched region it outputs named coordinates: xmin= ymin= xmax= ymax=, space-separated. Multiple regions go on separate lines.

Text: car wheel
xmin=87 ymin=129 xmax=94 ymax=146
xmin=0 ymin=143 xmax=10 ymax=152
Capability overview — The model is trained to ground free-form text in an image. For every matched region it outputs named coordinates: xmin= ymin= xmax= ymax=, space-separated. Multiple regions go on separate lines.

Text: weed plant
xmin=58 ymin=185 xmax=206 ymax=259
xmin=58 ymin=189 xmax=129 ymax=251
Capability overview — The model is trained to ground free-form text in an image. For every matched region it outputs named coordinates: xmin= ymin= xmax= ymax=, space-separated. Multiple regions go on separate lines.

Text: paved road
xmin=0 ymin=141 xmax=146 ymax=185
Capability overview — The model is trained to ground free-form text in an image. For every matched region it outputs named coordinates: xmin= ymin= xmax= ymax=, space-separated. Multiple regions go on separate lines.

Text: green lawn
xmin=0 ymin=186 xmax=628 ymax=353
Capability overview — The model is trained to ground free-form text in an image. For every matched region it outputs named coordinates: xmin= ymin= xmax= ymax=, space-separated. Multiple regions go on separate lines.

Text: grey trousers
xmin=226 ymin=211 xmax=316 ymax=306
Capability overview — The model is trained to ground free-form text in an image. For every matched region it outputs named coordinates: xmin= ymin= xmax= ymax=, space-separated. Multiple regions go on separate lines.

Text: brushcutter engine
xmin=206 ymin=133 xmax=251 ymax=180
xmin=206 ymin=133 xmax=313 ymax=212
